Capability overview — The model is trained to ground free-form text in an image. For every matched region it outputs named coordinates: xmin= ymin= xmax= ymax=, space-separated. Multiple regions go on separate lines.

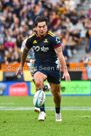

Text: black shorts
xmin=34 ymin=65 xmax=61 ymax=84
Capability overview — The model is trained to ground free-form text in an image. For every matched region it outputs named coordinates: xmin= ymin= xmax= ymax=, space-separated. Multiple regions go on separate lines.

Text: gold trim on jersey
xmin=28 ymin=33 xmax=35 ymax=38
xmin=48 ymin=31 xmax=55 ymax=37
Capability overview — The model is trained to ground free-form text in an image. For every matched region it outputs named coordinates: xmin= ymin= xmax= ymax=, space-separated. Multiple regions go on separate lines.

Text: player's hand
xmin=62 ymin=71 xmax=71 ymax=81
xmin=15 ymin=65 xmax=23 ymax=75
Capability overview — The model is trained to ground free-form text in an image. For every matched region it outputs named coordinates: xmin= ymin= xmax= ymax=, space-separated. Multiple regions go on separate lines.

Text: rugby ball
xmin=33 ymin=90 xmax=46 ymax=107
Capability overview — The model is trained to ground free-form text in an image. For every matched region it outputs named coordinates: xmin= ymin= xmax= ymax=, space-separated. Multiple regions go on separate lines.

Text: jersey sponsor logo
xmin=33 ymin=46 xmax=40 ymax=52
xmin=41 ymin=46 xmax=49 ymax=52
xmin=44 ymin=39 xmax=48 ymax=43
xmin=33 ymin=40 xmax=37 ymax=44
xmin=33 ymin=46 xmax=49 ymax=52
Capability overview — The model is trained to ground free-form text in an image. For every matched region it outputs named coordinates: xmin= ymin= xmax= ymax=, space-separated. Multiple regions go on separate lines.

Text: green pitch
xmin=0 ymin=96 xmax=91 ymax=136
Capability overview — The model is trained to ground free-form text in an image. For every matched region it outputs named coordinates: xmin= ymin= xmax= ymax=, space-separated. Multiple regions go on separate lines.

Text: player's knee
xmin=51 ymin=86 xmax=60 ymax=96
xmin=35 ymin=81 xmax=41 ymax=87
xmin=52 ymin=90 xmax=60 ymax=97
xmin=51 ymin=85 xmax=60 ymax=96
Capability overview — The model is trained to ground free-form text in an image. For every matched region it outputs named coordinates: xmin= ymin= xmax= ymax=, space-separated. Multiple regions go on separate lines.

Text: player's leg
xmin=30 ymin=64 xmax=50 ymax=112
xmin=30 ymin=60 xmax=51 ymax=91
xmin=49 ymin=83 xmax=62 ymax=121
xmin=34 ymin=71 xmax=47 ymax=90
xmin=46 ymin=68 xmax=62 ymax=121
xmin=34 ymin=71 xmax=47 ymax=121
xmin=50 ymin=83 xmax=61 ymax=108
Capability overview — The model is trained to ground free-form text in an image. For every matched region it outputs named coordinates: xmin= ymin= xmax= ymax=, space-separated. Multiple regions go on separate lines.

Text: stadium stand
xmin=0 ymin=0 xmax=91 ymax=80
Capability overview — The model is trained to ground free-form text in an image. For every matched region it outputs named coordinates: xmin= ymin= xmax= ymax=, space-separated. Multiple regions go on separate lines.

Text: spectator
xmin=4 ymin=12 xmax=13 ymax=28
xmin=4 ymin=37 xmax=15 ymax=49
xmin=16 ymin=34 xmax=24 ymax=50
xmin=65 ymin=0 xmax=76 ymax=11
xmin=0 ymin=0 xmax=89 ymax=64
xmin=66 ymin=35 xmax=77 ymax=58
xmin=87 ymin=5 xmax=91 ymax=18
xmin=86 ymin=26 xmax=91 ymax=52
xmin=61 ymin=32 xmax=69 ymax=60
xmin=70 ymin=9 xmax=79 ymax=25
xmin=79 ymin=9 xmax=86 ymax=21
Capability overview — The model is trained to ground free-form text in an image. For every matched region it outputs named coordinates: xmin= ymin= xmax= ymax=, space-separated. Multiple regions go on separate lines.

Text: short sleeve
xmin=50 ymin=36 xmax=62 ymax=48
xmin=26 ymin=38 xmax=33 ymax=49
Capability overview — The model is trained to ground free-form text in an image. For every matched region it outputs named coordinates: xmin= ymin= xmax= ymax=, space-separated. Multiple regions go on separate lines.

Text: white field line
xmin=81 ymin=116 xmax=91 ymax=117
xmin=0 ymin=103 xmax=15 ymax=105
xmin=0 ymin=107 xmax=91 ymax=110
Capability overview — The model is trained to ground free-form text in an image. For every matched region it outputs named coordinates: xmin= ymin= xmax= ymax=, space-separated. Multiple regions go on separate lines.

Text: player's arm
xmin=20 ymin=39 xmax=30 ymax=63
xmin=54 ymin=46 xmax=67 ymax=70
xmin=21 ymin=36 xmax=34 ymax=65
xmin=21 ymin=52 xmax=30 ymax=63
xmin=16 ymin=37 xmax=32 ymax=75
xmin=54 ymin=46 xmax=70 ymax=81
xmin=21 ymin=53 xmax=30 ymax=63
xmin=21 ymin=46 xmax=29 ymax=66
xmin=21 ymin=45 xmax=34 ymax=63
xmin=16 ymin=46 xmax=29 ymax=75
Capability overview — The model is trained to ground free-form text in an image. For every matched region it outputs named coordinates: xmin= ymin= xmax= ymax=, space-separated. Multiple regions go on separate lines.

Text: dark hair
xmin=34 ymin=16 xmax=49 ymax=26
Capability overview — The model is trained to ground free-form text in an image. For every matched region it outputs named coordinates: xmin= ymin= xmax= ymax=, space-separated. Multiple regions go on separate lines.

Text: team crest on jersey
xmin=33 ymin=40 xmax=37 ymax=44
xmin=44 ymin=39 xmax=48 ymax=43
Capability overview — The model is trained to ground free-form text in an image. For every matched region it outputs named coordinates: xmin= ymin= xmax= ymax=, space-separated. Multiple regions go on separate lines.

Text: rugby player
xmin=16 ymin=16 xmax=70 ymax=121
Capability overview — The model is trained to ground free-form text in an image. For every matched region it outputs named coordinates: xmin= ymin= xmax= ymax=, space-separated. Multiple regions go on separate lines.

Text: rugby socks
xmin=55 ymin=107 xmax=60 ymax=114
xmin=40 ymin=104 xmax=45 ymax=112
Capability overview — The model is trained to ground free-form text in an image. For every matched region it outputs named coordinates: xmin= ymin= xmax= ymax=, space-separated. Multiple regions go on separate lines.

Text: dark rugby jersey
xmin=26 ymin=31 xmax=61 ymax=67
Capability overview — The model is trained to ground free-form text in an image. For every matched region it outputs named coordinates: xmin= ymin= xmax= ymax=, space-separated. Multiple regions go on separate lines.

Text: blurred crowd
xmin=0 ymin=0 xmax=91 ymax=65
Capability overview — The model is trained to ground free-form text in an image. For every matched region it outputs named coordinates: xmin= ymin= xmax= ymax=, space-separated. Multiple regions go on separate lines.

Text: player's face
xmin=37 ymin=22 xmax=47 ymax=37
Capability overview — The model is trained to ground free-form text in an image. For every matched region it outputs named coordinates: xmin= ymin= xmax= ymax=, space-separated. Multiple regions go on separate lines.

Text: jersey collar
xmin=36 ymin=31 xmax=48 ymax=40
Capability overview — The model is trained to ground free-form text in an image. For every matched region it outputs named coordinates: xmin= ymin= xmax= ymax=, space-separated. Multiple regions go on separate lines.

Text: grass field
xmin=0 ymin=96 xmax=91 ymax=136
